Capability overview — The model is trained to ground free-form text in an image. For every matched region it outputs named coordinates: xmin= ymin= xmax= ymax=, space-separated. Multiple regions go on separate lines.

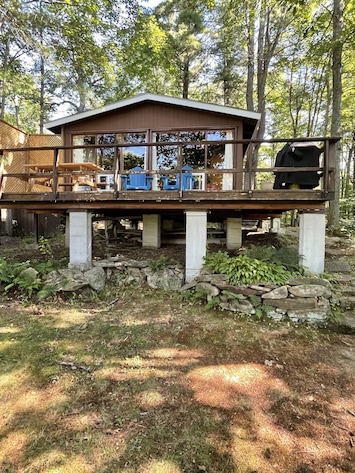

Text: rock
xmin=127 ymin=267 xmax=146 ymax=284
xmin=45 ymin=269 xmax=88 ymax=292
xmin=146 ymin=267 xmax=184 ymax=290
xmin=179 ymin=280 xmax=198 ymax=292
xmin=195 ymin=282 xmax=220 ymax=297
xmin=84 ymin=266 xmax=106 ymax=291
xmin=219 ymin=299 xmax=255 ymax=315
xmin=287 ymin=309 xmax=328 ymax=324
xmin=250 ymin=284 xmax=273 ymax=293
xmin=341 ymin=314 xmax=355 ymax=329
xmin=266 ymin=308 xmax=285 ymax=321
xmin=262 ymin=286 xmax=288 ymax=299
xmin=338 ymin=296 xmax=355 ymax=309
xmin=19 ymin=267 xmax=39 ymax=282
xmin=216 ymin=283 xmax=263 ymax=296
xmin=287 ymin=277 xmax=331 ymax=287
xmin=288 ymin=284 xmax=327 ymax=298
xmin=93 ymin=259 xmax=117 ymax=268
xmin=196 ymin=274 xmax=227 ymax=284
xmin=225 ymin=298 xmax=255 ymax=314
xmin=264 ymin=297 xmax=318 ymax=310
xmin=325 ymin=261 xmax=352 ymax=273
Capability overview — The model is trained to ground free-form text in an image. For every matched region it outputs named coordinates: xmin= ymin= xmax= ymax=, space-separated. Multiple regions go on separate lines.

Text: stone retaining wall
xmin=43 ymin=257 xmax=334 ymax=325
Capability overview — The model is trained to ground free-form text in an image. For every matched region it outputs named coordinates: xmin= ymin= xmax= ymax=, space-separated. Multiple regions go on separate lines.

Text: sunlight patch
xmin=24 ymin=449 xmax=67 ymax=472
xmin=138 ymin=459 xmax=182 ymax=473
xmin=146 ymin=348 xmax=205 ymax=359
xmin=187 ymin=363 xmax=288 ymax=409
xmin=98 ymin=366 xmax=180 ymax=381
xmin=136 ymin=390 xmax=166 ymax=409
xmin=50 ymin=310 xmax=94 ymax=328
xmin=0 ymin=326 xmax=21 ymax=334
xmin=0 ymin=431 xmax=28 ymax=464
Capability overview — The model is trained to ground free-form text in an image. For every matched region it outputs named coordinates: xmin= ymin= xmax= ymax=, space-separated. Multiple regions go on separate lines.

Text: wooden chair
xmin=161 ymin=165 xmax=194 ymax=190
xmin=120 ymin=166 xmax=153 ymax=190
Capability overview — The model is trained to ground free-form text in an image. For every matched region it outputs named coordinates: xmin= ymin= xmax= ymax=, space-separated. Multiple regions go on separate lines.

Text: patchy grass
xmin=0 ymin=286 xmax=354 ymax=473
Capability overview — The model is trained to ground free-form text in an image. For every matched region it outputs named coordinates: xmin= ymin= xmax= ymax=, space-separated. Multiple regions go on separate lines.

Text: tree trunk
xmin=246 ymin=11 xmax=255 ymax=111
xmin=328 ymin=0 xmax=343 ymax=227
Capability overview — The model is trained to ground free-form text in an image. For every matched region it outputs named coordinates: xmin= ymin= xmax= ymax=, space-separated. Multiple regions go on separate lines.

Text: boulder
xmin=45 ymin=268 xmax=88 ymax=292
xmin=84 ymin=266 xmax=106 ymax=291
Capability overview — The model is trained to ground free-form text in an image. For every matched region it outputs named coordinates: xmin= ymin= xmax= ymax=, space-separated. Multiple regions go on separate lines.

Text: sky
xmin=140 ymin=0 xmax=162 ymax=7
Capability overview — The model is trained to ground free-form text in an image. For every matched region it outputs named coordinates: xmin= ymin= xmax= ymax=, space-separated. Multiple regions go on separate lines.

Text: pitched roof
xmin=45 ymin=93 xmax=261 ymax=133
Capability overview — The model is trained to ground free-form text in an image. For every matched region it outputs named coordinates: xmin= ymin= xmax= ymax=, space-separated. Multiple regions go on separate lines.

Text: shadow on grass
xmin=0 ymin=293 xmax=354 ymax=473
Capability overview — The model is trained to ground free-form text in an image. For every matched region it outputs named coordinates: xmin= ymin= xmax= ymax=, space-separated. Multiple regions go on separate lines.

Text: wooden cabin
xmin=0 ymin=94 xmax=338 ymax=280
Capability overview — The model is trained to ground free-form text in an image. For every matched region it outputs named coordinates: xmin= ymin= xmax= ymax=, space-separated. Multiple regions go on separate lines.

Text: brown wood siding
xmin=63 ymin=102 xmax=243 ymax=145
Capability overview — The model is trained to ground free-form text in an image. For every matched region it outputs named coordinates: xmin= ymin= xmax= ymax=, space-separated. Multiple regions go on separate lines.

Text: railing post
xmin=113 ymin=144 xmax=119 ymax=197
xmin=52 ymin=148 xmax=59 ymax=197
xmin=178 ymin=143 xmax=183 ymax=197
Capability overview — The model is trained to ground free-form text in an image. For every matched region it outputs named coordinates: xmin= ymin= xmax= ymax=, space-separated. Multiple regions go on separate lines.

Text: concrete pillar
xmin=226 ymin=217 xmax=242 ymax=250
xmin=68 ymin=210 xmax=92 ymax=270
xmin=142 ymin=214 xmax=161 ymax=248
xmin=299 ymin=211 xmax=325 ymax=274
xmin=270 ymin=217 xmax=281 ymax=233
xmin=185 ymin=210 xmax=207 ymax=282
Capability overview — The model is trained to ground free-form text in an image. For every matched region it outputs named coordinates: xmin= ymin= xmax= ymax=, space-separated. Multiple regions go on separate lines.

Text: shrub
xmin=244 ymin=243 xmax=302 ymax=273
xmin=203 ymin=251 xmax=293 ymax=286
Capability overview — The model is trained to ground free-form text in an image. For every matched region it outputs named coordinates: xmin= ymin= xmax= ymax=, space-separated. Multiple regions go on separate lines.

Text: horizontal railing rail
xmin=0 ymin=137 xmax=340 ymax=198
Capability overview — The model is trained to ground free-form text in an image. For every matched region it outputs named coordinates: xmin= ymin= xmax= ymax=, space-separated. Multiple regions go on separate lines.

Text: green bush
xmin=244 ymin=243 xmax=302 ymax=273
xmin=203 ymin=251 xmax=294 ymax=286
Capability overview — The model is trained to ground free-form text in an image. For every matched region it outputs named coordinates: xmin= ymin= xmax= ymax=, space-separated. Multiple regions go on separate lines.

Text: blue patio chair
xmin=161 ymin=165 xmax=194 ymax=190
xmin=121 ymin=166 xmax=153 ymax=190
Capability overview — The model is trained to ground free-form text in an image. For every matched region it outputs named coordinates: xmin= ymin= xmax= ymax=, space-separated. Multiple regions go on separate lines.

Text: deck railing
xmin=0 ymin=137 xmax=339 ymax=198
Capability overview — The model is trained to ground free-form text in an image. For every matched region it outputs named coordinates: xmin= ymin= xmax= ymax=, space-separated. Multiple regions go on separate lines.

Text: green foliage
xmin=0 ymin=256 xmax=66 ymax=299
xmin=0 ymin=258 xmax=31 ymax=284
xmin=327 ymin=218 xmax=355 ymax=238
xmin=0 ymin=262 xmax=42 ymax=296
xmin=38 ymin=236 xmax=53 ymax=257
xmin=11 ymin=269 xmax=42 ymax=296
xmin=180 ymin=288 xmax=209 ymax=305
xmin=37 ymin=284 xmax=58 ymax=301
xmin=244 ymin=244 xmax=302 ymax=273
xmin=32 ymin=258 xmax=67 ymax=275
xmin=248 ymin=294 xmax=264 ymax=319
xmin=204 ymin=251 xmax=293 ymax=285
xmin=148 ymin=255 xmax=178 ymax=271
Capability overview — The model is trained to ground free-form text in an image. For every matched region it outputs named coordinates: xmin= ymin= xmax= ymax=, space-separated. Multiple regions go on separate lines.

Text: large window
xmin=116 ymin=133 xmax=147 ymax=170
xmin=72 ymin=129 xmax=234 ymax=190
xmin=72 ymin=132 xmax=147 ymax=171
xmin=153 ymin=129 xmax=234 ymax=190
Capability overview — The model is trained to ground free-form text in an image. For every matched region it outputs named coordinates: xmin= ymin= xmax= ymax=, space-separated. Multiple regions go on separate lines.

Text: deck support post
xmin=226 ymin=217 xmax=242 ymax=250
xmin=142 ymin=214 xmax=161 ymax=248
xmin=185 ymin=210 xmax=207 ymax=282
xmin=270 ymin=217 xmax=281 ymax=233
xmin=65 ymin=214 xmax=70 ymax=248
xmin=68 ymin=210 xmax=92 ymax=270
xmin=299 ymin=211 xmax=325 ymax=274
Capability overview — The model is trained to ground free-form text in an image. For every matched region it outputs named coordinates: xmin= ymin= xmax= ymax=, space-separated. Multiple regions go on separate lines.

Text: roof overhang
xmin=45 ymin=93 xmax=261 ymax=134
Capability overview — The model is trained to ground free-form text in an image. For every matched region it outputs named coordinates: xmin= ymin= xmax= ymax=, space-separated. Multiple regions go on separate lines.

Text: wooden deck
xmin=0 ymin=137 xmax=338 ymax=220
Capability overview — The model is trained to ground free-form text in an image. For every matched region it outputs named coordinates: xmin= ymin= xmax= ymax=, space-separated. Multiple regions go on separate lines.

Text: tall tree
xmin=328 ymin=0 xmax=343 ymax=227
xmin=154 ymin=0 xmax=208 ymax=99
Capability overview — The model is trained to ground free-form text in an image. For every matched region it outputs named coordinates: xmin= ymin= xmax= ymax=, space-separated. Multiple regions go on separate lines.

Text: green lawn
xmin=0 ymin=286 xmax=354 ymax=473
